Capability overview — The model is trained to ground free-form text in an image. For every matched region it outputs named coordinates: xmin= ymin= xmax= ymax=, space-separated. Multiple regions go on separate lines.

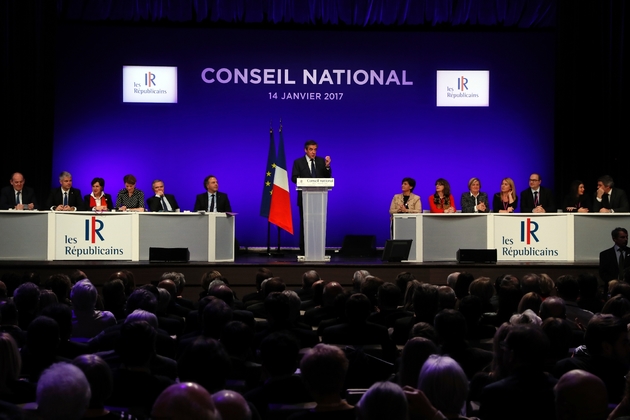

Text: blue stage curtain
xmin=57 ymin=0 xmax=556 ymax=27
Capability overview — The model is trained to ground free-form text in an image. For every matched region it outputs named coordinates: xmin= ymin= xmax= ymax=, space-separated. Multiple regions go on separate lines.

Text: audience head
xmin=446 ymin=272 xmax=460 ymax=289
xmin=178 ymin=337 xmax=231 ymax=393
xmin=41 ymin=274 xmax=72 ymax=304
xmin=454 ymin=272 xmax=474 ymax=300
xmin=352 ymin=270 xmax=370 ymax=292
xmin=540 ymin=296 xmax=567 ymax=320
xmin=152 ymin=382 xmax=220 ymax=420
xmin=395 ymin=271 xmax=415 ymax=301
xmin=377 ymin=282 xmax=402 ymax=310
xmin=398 ymin=337 xmax=438 ymax=387
xmin=259 ymin=332 xmax=301 ymax=377
xmin=72 ymin=354 xmax=112 ymax=410
xmin=555 ymin=369 xmax=608 ymax=420
xmin=200 ymin=270 xmax=223 ymax=292
xmin=0 ymin=333 xmax=21 ymax=389
xmin=322 ymin=281 xmax=344 ymax=307
xmin=300 ymin=344 xmax=349 ymax=399
xmin=602 ymin=294 xmax=630 ymax=318
xmin=125 ymin=288 xmax=158 ymax=315
xmin=212 ymin=389 xmax=252 ymax=420
xmin=584 ymin=314 xmax=629 ymax=361
xmin=345 ymin=293 xmax=372 ymax=324
xmin=437 ymin=286 xmax=456 ymax=310
xmin=254 ymin=268 xmax=273 ymax=291
xmin=116 ymin=321 xmax=156 ymax=368
xmin=160 ymin=272 xmax=186 ymax=295
xmin=357 ymin=381 xmax=408 ymax=420
xmin=503 ymin=323 xmax=550 ymax=371
xmin=37 ymin=362 xmax=91 ymax=420
xmin=417 ymin=355 xmax=468 ymax=418
xmin=302 ymin=270 xmax=320 ymax=289
xmin=70 ymin=279 xmax=98 ymax=311
xmin=521 ymin=273 xmax=542 ymax=295
xmin=360 ymin=276 xmax=384 ymax=307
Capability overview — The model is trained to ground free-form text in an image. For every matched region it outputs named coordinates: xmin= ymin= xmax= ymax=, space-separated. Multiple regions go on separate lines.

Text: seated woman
xmin=460 ymin=177 xmax=489 ymax=213
xmin=492 ymin=178 xmax=518 ymax=213
xmin=83 ymin=177 xmax=113 ymax=211
xmin=389 ymin=177 xmax=421 ymax=216
xmin=115 ymin=174 xmax=145 ymax=211
xmin=562 ymin=180 xmax=590 ymax=212
xmin=429 ymin=178 xmax=456 ymax=213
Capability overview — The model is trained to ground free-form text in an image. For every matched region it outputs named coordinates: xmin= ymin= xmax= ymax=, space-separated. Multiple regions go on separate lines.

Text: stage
xmin=0 ymin=249 xmax=601 ymax=301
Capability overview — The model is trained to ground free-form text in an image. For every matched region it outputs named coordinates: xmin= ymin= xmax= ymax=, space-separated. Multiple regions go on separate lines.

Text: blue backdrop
xmin=54 ymin=26 xmax=555 ymax=247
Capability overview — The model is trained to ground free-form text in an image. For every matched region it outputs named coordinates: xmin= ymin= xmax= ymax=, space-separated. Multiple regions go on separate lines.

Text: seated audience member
xmin=437 ymin=286 xmax=457 ymax=311
xmin=208 ymin=284 xmax=255 ymax=328
xmin=367 ymin=282 xmax=410 ymax=328
xmin=177 ymin=336 xmax=232 ymax=394
xmin=539 ymin=273 xmax=555 ymax=299
xmin=21 ymin=316 xmax=70 ymax=383
xmin=351 ymin=270 xmax=371 ymax=294
xmin=509 ymin=309 xmax=542 ymax=326
xmin=71 ymin=279 xmax=117 ymax=339
xmin=241 ymin=268 xmax=273 ymax=306
xmin=454 ymin=272 xmax=474 ymax=302
xmin=0 ymin=300 xmax=27 ymax=348
xmin=244 ymin=332 xmax=312 ymax=417
xmin=45 ymin=171 xmax=85 ymax=211
xmin=554 ymin=369 xmax=607 ymax=420
xmin=396 ymin=337 xmax=438 ymax=388
xmin=36 ymin=362 xmax=91 ymax=420
xmin=161 ymin=271 xmax=194 ymax=309
xmin=417 ymin=355 xmax=472 ymax=420
xmin=601 ymin=294 xmax=630 ymax=318
xmin=555 ymin=275 xmax=594 ymax=328
xmin=457 ymin=296 xmax=496 ymax=341
xmin=360 ymin=275 xmax=384 ymax=309
xmin=392 ymin=283 xmax=439 ymax=345
xmin=0 ymin=332 xmax=36 ymax=404
xmin=554 ymin=313 xmax=630 ymax=404
xmin=83 ymin=177 xmax=114 ymax=211
xmin=101 ymin=278 xmax=127 ymax=321
xmin=478 ymin=324 xmax=557 ymax=420
xmin=41 ymin=273 xmax=72 ymax=306
xmin=520 ymin=272 xmax=543 ymax=295
xmin=303 ymin=281 xmax=344 ymax=327
xmin=322 ymin=293 xmax=396 ymax=362
xmin=296 ymin=270 xmax=320 ymax=301
xmin=541 ymin=318 xmax=573 ymax=369
xmin=287 ymin=344 xmax=355 ymax=419
xmin=40 ymin=303 xmax=88 ymax=359
xmin=72 ymin=354 xmax=138 ymax=420
xmin=12 ymin=282 xmax=40 ymax=330
xmin=151 ymin=382 xmax=221 ymax=420
xmin=147 ymin=179 xmax=180 ymax=212
xmin=246 ymin=277 xmax=287 ymax=319
xmin=107 ymin=321 xmax=175 ymax=417
xmin=468 ymin=277 xmax=495 ymax=313
xmin=576 ymin=273 xmax=604 ymax=314
xmin=212 ymin=389 xmax=253 ymax=420
xmin=434 ymin=309 xmax=492 ymax=380
xmin=0 ymin=172 xmax=38 ymax=210
xmin=357 ymin=381 xmax=408 ymax=420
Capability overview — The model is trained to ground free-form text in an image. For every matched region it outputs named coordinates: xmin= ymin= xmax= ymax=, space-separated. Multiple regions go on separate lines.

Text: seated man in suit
xmin=0 ymin=172 xmax=38 ymax=210
xmin=599 ymin=227 xmax=629 ymax=284
xmin=147 ymin=179 xmax=180 ymax=212
xmin=45 ymin=171 xmax=85 ymax=211
xmin=520 ymin=172 xmax=556 ymax=213
xmin=593 ymin=175 xmax=629 ymax=213
xmin=193 ymin=175 xmax=232 ymax=212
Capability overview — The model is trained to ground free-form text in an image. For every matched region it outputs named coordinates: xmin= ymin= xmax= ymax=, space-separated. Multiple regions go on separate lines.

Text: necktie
xmin=603 ymin=193 xmax=610 ymax=209
xmin=533 ymin=191 xmax=538 ymax=207
xmin=16 ymin=191 xmax=21 ymax=205
xmin=619 ymin=248 xmax=626 ymax=280
xmin=210 ymin=194 xmax=215 ymax=212
xmin=63 ymin=192 xmax=68 ymax=206
xmin=310 ymin=159 xmax=316 ymax=177
xmin=161 ymin=196 xmax=168 ymax=211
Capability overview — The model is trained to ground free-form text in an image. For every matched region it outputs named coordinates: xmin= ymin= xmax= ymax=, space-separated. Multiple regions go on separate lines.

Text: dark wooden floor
xmin=0 ymin=249 xmax=601 ymax=301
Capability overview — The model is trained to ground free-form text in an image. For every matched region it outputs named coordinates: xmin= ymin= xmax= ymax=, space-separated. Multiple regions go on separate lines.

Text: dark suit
xmin=460 ymin=192 xmax=489 ymax=213
xmin=291 ymin=155 xmax=332 ymax=251
xmin=599 ymin=246 xmax=630 ymax=283
xmin=519 ymin=186 xmax=556 ymax=213
xmin=592 ymin=188 xmax=630 ymax=212
xmin=45 ymin=187 xmax=85 ymax=211
xmin=193 ymin=191 xmax=231 ymax=212
xmin=0 ymin=186 xmax=38 ymax=210
xmin=83 ymin=193 xmax=114 ymax=210
xmin=147 ymin=194 xmax=180 ymax=212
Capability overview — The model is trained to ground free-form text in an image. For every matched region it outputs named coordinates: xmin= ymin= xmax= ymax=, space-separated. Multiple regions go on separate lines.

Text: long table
xmin=0 ymin=211 xmax=235 ymax=262
xmin=393 ymin=213 xmax=630 ymax=262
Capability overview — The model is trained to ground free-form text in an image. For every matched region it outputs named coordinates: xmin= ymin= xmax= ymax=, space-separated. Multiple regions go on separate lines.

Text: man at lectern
xmin=193 ymin=175 xmax=232 ymax=213
xmin=45 ymin=171 xmax=85 ymax=211
xmin=147 ymin=179 xmax=180 ymax=212
xmin=291 ymin=140 xmax=332 ymax=253
xmin=0 ymin=172 xmax=38 ymax=210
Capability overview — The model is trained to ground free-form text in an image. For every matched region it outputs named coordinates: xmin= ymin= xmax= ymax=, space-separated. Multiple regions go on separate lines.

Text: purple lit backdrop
xmin=54 ymin=26 xmax=555 ymax=248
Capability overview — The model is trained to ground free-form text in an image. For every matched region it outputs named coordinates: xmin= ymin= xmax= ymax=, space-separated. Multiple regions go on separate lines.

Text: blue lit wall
xmin=54 ymin=26 xmax=555 ymax=247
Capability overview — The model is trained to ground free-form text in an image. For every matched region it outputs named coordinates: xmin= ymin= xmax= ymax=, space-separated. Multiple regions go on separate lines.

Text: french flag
xmin=269 ymin=125 xmax=294 ymax=234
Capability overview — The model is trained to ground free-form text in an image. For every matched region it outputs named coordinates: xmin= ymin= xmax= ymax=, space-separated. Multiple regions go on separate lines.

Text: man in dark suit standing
xmin=147 ymin=179 xmax=180 ymax=212
xmin=599 ymin=227 xmax=629 ymax=284
xmin=193 ymin=175 xmax=232 ymax=212
xmin=45 ymin=171 xmax=85 ymax=211
xmin=291 ymin=140 xmax=332 ymax=252
xmin=0 ymin=172 xmax=38 ymax=210
xmin=593 ymin=175 xmax=629 ymax=213
xmin=520 ymin=173 xmax=555 ymax=213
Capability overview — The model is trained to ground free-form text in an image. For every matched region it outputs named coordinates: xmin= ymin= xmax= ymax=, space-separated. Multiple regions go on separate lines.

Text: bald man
xmin=0 ymin=172 xmax=38 ymax=210
xmin=554 ymin=370 xmax=607 ymax=420
xmin=212 ymin=389 xmax=253 ymax=420
xmin=151 ymin=382 xmax=220 ymax=420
